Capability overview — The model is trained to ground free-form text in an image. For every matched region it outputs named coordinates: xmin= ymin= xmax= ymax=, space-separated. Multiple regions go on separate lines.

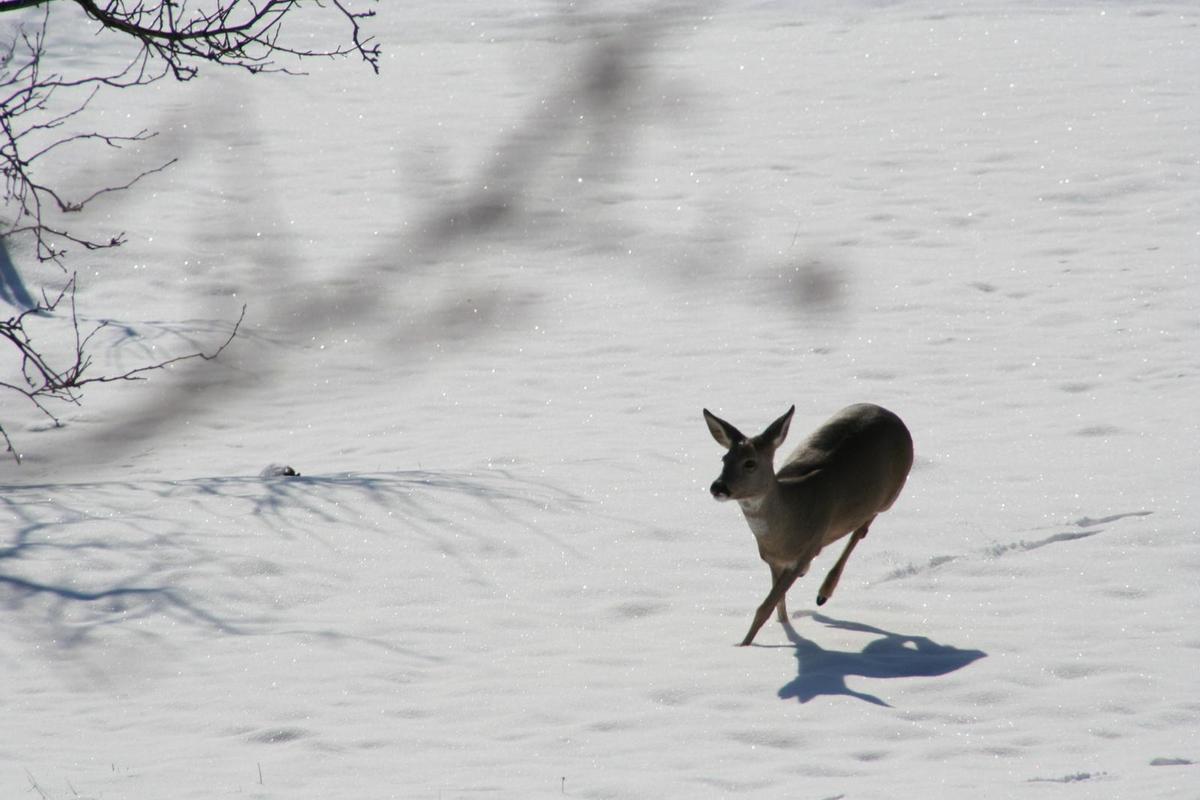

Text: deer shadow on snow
xmin=771 ymin=612 xmax=986 ymax=707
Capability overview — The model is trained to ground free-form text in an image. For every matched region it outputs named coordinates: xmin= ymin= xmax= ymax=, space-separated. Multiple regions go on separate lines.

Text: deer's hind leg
xmin=816 ymin=518 xmax=873 ymax=606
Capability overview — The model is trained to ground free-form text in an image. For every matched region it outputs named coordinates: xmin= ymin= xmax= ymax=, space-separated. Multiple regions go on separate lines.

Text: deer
xmin=702 ymin=403 xmax=913 ymax=646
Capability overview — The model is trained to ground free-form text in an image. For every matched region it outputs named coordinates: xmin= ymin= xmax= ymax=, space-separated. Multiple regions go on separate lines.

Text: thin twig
xmin=2 ymin=275 xmax=247 ymax=462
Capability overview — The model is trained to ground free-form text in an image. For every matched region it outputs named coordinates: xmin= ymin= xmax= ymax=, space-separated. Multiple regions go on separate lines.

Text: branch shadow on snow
xmin=773 ymin=612 xmax=987 ymax=707
xmin=0 ymin=469 xmax=584 ymax=651
xmin=194 ymin=468 xmax=589 ymax=567
xmin=0 ymin=481 xmax=247 ymax=647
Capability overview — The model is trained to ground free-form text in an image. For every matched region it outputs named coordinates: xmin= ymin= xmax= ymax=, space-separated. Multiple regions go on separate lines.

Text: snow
xmin=3 ymin=1 xmax=1199 ymax=798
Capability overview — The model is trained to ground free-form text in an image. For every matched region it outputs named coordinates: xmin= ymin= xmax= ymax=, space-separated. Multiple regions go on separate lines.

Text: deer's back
xmin=776 ymin=404 xmax=913 ymax=540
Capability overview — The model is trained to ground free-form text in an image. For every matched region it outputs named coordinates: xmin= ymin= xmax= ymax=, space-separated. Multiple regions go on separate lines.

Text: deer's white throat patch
xmin=737 ymin=496 xmax=770 ymax=539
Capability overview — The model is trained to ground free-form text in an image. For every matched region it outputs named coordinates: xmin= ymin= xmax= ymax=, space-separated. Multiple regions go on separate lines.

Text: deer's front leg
xmin=769 ymin=564 xmax=790 ymax=623
xmin=741 ymin=565 xmax=801 ymax=646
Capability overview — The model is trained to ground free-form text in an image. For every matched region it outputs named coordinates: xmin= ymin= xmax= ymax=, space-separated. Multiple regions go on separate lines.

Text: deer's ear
xmin=703 ymin=409 xmax=745 ymax=449
xmin=759 ymin=405 xmax=794 ymax=450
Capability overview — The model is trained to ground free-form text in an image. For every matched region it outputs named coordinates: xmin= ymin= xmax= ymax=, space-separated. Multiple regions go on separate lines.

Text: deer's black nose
xmin=710 ymin=480 xmax=730 ymax=500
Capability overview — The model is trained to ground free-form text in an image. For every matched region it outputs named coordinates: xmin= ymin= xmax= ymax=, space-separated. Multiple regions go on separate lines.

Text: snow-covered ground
xmin=3 ymin=2 xmax=1198 ymax=797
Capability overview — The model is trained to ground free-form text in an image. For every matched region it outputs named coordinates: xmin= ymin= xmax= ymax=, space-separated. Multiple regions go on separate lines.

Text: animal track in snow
xmin=877 ymin=511 xmax=1152 ymax=584
xmin=984 ymin=530 xmax=1100 ymax=558
xmin=1028 ymin=772 xmax=1106 ymax=784
xmin=1072 ymin=511 xmax=1152 ymax=527
xmin=878 ymin=555 xmax=958 ymax=583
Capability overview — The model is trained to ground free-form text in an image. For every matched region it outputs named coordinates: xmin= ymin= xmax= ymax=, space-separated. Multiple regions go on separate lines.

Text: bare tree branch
xmin=2 ymin=2 xmax=378 ymax=261
xmin=1 ymin=273 xmax=245 ymax=462
xmin=1 ymin=0 xmax=376 ymax=460
xmin=2 ymin=9 xmax=167 ymax=261
xmin=0 ymin=1 xmax=50 ymax=12
xmin=64 ymin=0 xmax=380 ymax=80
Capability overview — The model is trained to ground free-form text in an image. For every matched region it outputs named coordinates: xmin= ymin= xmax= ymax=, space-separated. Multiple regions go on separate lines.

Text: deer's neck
xmin=736 ymin=482 xmax=780 ymax=540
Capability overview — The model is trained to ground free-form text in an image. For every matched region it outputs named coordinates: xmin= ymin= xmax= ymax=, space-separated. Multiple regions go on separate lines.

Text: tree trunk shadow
xmin=775 ymin=612 xmax=987 ymax=707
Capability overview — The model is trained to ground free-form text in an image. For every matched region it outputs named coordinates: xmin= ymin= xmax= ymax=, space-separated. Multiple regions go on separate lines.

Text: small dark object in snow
xmin=260 ymin=464 xmax=300 ymax=478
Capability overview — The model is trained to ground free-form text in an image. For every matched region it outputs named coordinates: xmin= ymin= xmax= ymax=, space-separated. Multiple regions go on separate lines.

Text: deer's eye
xmin=743 ymin=459 xmax=757 ymax=472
